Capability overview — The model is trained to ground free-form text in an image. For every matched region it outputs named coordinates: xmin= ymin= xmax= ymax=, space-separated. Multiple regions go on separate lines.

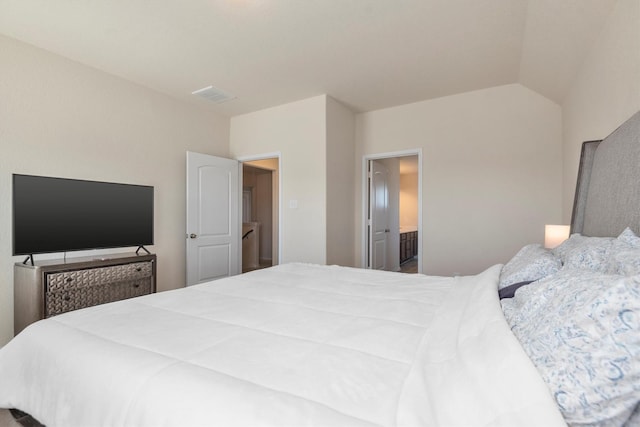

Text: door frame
xmin=361 ymin=149 xmax=423 ymax=273
xmin=236 ymin=151 xmax=282 ymax=265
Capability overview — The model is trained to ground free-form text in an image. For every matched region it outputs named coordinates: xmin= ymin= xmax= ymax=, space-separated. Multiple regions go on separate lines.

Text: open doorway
xmin=363 ymin=151 xmax=421 ymax=274
xmin=241 ymin=157 xmax=280 ymax=273
xmin=398 ymin=157 xmax=419 ymax=273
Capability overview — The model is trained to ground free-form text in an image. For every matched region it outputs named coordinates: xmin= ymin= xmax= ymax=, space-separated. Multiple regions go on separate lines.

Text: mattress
xmin=0 ymin=263 xmax=565 ymax=426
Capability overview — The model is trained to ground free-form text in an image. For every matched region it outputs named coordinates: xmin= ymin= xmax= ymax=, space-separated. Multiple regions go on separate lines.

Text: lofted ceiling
xmin=0 ymin=0 xmax=617 ymax=117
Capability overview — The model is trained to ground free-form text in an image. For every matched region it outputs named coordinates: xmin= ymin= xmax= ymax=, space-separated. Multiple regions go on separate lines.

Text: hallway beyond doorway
xmin=241 ymin=156 xmax=280 ymax=273
xmin=364 ymin=151 xmax=422 ymax=274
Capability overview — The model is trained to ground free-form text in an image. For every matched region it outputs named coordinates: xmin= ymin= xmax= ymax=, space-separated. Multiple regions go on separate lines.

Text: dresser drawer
xmin=45 ymin=278 xmax=152 ymax=317
xmin=46 ymin=262 xmax=153 ymax=292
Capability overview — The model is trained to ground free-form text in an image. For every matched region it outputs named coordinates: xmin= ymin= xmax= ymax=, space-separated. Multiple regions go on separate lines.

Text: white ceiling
xmin=0 ymin=0 xmax=617 ymax=117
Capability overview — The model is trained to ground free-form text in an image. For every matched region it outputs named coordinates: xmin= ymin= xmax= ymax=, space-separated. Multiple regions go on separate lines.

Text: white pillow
xmin=502 ymin=269 xmax=640 ymax=426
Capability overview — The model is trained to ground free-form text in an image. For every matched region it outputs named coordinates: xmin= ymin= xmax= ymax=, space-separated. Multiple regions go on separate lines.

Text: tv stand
xmin=14 ymin=252 xmax=156 ymax=335
xmin=136 ymin=245 xmax=151 ymax=255
xmin=22 ymin=255 xmax=34 ymax=266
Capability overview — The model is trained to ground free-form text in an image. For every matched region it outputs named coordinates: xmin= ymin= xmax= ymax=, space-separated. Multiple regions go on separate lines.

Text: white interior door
xmin=186 ymin=152 xmax=240 ymax=286
xmin=369 ymin=160 xmax=389 ymax=270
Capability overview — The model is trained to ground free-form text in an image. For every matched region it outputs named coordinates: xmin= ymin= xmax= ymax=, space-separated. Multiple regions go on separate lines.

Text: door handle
xmin=384 ymin=229 xmax=390 ymax=233
xmin=189 ymin=233 xmax=197 ymax=239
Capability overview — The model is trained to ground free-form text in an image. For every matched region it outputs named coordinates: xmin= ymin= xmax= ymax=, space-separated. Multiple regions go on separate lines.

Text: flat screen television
xmin=12 ymin=174 xmax=154 ymax=256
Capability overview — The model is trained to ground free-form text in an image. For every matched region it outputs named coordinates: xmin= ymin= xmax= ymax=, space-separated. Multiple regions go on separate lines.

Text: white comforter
xmin=0 ymin=263 xmax=565 ymax=426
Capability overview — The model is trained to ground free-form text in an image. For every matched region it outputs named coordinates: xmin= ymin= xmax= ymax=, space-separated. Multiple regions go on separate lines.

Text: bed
xmin=1 ymin=111 xmax=638 ymax=427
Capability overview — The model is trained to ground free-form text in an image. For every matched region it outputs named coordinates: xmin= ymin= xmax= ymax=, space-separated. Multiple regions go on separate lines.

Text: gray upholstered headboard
xmin=571 ymin=111 xmax=640 ymax=237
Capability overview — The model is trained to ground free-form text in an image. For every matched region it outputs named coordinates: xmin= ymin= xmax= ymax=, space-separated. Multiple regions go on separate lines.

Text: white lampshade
xmin=545 ymin=225 xmax=570 ymax=249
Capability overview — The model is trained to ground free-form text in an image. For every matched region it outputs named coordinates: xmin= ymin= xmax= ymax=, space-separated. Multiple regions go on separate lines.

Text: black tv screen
xmin=13 ymin=174 xmax=154 ymax=255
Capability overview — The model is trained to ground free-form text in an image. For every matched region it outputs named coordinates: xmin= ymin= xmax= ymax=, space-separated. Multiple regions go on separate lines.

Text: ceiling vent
xmin=191 ymin=86 xmax=236 ymax=104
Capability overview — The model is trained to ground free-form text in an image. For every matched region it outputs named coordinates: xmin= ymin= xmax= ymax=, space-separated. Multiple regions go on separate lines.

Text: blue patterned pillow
xmin=618 ymin=227 xmax=640 ymax=247
xmin=502 ymin=270 xmax=640 ymax=426
xmin=552 ymin=233 xmax=588 ymax=263
xmin=499 ymin=244 xmax=561 ymax=290
xmin=626 ymin=404 xmax=640 ymax=427
xmin=553 ymin=234 xmax=615 ymax=272
xmin=607 ymin=228 xmax=640 ymax=276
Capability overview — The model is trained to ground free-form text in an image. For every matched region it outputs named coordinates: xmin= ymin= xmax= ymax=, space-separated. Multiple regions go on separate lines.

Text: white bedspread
xmin=0 ymin=263 xmax=565 ymax=426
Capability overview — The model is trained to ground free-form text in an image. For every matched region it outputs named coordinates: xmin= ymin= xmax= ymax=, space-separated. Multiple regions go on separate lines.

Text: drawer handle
xmin=133 ymin=284 xmax=140 ymax=288
xmin=64 ymin=295 xmax=71 ymax=301
xmin=65 ymin=277 xmax=73 ymax=283
xmin=136 ymin=267 xmax=142 ymax=272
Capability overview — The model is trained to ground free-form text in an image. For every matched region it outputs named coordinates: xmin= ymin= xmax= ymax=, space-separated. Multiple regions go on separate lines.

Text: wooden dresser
xmin=14 ymin=253 xmax=156 ymax=335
